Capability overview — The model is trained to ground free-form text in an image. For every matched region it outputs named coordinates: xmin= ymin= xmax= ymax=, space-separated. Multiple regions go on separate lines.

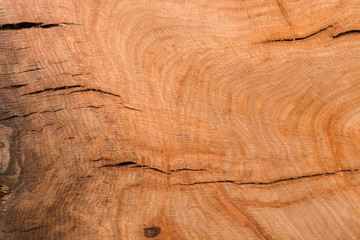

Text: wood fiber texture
xmin=1 ymin=0 xmax=360 ymax=239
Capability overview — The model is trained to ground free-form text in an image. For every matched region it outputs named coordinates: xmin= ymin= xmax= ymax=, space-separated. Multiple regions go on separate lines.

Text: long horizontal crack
xmin=172 ymin=168 xmax=360 ymax=186
xmin=265 ymin=26 xmax=360 ymax=43
xmin=4 ymin=81 xmax=141 ymax=111
xmin=97 ymin=160 xmax=207 ymax=174
xmin=123 ymin=106 xmax=141 ymax=111
xmin=169 ymin=168 xmax=208 ymax=173
xmin=0 ymin=105 xmax=103 ymax=121
xmin=22 ymin=67 xmax=41 ymax=73
xmin=20 ymin=86 xmax=122 ymax=100
xmin=22 ymin=226 xmax=45 ymax=232
xmin=265 ymin=25 xmax=334 ymax=42
xmin=0 ymin=22 xmax=76 ymax=31
xmin=67 ymin=88 xmax=123 ymax=98
xmin=1 ymin=85 xmax=141 ymax=115
xmin=0 ymin=84 xmax=28 ymax=90
xmin=5 ymin=68 xmax=42 ymax=75
xmin=21 ymin=85 xmax=84 ymax=96
xmin=72 ymin=73 xmax=90 ymax=77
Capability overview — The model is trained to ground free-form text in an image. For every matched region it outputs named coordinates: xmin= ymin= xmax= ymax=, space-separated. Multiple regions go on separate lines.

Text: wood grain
xmin=1 ymin=0 xmax=360 ymax=239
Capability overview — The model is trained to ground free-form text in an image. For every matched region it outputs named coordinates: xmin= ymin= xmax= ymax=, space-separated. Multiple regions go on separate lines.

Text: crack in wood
xmin=171 ymin=168 xmax=360 ymax=186
xmin=123 ymin=106 xmax=141 ymax=111
xmin=21 ymin=226 xmax=45 ymax=232
xmin=2 ymin=225 xmax=44 ymax=233
xmin=242 ymin=0 xmax=269 ymax=40
xmin=3 ymin=68 xmax=41 ymax=75
xmin=275 ymin=0 xmax=291 ymax=26
xmin=67 ymin=88 xmax=123 ymax=99
xmin=265 ymin=25 xmax=360 ymax=43
xmin=21 ymin=85 xmax=84 ymax=96
xmin=236 ymin=208 xmax=270 ymax=240
xmin=265 ymin=25 xmax=334 ymax=42
xmin=22 ymin=67 xmax=42 ymax=73
xmin=331 ymin=29 xmax=360 ymax=39
xmin=0 ymin=22 xmax=77 ymax=31
xmin=0 ymin=84 xmax=28 ymax=90
xmin=97 ymin=160 xmax=207 ymax=174
xmin=65 ymin=89 xmax=142 ymax=111
xmin=0 ymin=105 xmax=103 ymax=121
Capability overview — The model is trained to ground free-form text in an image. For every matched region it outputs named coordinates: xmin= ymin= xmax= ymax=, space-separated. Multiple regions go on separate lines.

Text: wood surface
xmin=1 ymin=0 xmax=360 ymax=239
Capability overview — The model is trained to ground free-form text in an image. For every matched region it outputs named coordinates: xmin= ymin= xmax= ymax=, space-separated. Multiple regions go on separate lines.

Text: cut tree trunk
xmin=1 ymin=0 xmax=360 ymax=239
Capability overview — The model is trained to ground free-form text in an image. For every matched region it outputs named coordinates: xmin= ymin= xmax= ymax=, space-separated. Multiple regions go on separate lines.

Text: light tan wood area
xmin=1 ymin=0 xmax=360 ymax=239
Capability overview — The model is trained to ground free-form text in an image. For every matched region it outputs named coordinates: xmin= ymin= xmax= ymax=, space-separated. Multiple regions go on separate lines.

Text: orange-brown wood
xmin=1 ymin=0 xmax=360 ymax=239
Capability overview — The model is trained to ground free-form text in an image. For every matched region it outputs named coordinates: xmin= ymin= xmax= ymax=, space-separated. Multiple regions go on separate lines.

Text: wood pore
xmin=1 ymin=0 xmax=360 ymax=239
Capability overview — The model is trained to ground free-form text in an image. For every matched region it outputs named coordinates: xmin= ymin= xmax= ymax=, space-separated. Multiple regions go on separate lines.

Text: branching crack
xmin=0 ymin=105 xmax=103 ymax=121
xmin=66 ymin=89 xmax=142 ymax=111
xmin=265 ymin=25 xmax=360 ymax=43
xmin=172 ymin=168 xmax=360 ymax=186
xmin=0 ymin=22 xmax=76 ymax=31
xmin=97 ymin=160 xmax=206 ymax=174
xmin=4 ymin=82 xmax=141 ymax=112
